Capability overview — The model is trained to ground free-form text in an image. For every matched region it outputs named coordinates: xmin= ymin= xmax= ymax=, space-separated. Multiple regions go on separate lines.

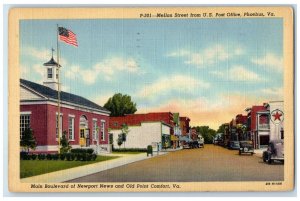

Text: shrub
xmin=71 ymin=148 xmax=94 ymax=154
xmin=20 ymin=152 xmax=28 ymax=160
xmin=52 ymin=154 xmax=59 ymax=160
xmin=65 ymin=153 xmax=75 ymax=161
xmin=31 ymin=154 xmax=37 ymax=160
xmin=46 ymin=154 xmax=53 ymax=160
xmin=74 ymin=153 xmax=81 ymax=161
xmin=59 ymin=153 xmax=66 ymax=160
xmin=81 ymin=153 xmax=87 ymax=161
xmin=86 ymin=149 xmax=94 ymax=154
xmin=60 ymin=131 xmax=72 ymax=154
xmin=38 ymin=154 xmax=46 ymax=160
xmin=91 ymin=154 xmax=97 ymax=161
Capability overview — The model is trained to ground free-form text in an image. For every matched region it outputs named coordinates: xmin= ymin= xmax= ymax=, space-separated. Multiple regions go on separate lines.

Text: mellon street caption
xmin=31 ymin=183 xmax=181 ymax=190
xmin=139 ymin=11 xmax=276 ymax=18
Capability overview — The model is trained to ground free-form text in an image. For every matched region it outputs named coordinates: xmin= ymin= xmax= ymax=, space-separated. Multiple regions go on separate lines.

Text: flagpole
xmin=56 ymin=24 xmax=61 ymax=154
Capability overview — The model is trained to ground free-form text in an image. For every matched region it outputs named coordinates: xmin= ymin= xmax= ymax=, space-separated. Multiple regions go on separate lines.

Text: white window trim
xmin=55 ymin=114 xmax=63 ymax=141
xmin=20 ymin=111 xmax=32 ymax=115
xmin=92 ymin=119 xmax=98 ymax=140
xmin=68 ymin=115 xmax=75 ymax=141
xmin=20 ymin=113 xmax=31 ymax=139
xmin=47 ymin=68 xmax=53 ymax=79
xmin=101 ymin=120 xmax=106 ymax=141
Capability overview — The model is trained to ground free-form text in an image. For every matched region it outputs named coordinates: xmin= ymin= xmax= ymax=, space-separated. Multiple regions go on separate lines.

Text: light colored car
xmin=198 ymin=135 xmax=204 ymax=148
xmin=213 ymin=133 xmax=223 ymax=145
xmin=263 ymin=140 xmax=284 ymax=164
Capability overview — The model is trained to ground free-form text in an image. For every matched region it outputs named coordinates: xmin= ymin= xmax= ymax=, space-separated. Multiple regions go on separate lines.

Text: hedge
xmin=70 ymin=148 xmax=94 ymax=154
xmin=20 ymin=152 xmax=97 ymax=162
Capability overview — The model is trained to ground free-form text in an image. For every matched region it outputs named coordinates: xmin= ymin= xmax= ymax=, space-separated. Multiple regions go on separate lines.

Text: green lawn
xmin=20 ymin=156 xmax=119 ymax=178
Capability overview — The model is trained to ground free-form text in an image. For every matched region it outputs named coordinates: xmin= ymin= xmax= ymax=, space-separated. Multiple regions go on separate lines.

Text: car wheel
xmin=263 ymin=152 xmax=267 ymax=162
xmin=239 ymin=150 xmax=241 ymax=155
xmin=267 ymin=154 xmax=272 ymax=164
xmin=251 ymin=153 xmax=254 ymax=155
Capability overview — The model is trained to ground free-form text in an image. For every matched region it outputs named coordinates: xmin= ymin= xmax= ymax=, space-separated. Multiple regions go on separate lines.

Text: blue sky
xmin=20 ymin=18 xmax=284 ymax=129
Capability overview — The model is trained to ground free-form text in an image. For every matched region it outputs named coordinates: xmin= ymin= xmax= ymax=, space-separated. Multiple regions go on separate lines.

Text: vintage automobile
xmin=263 ymin=140 xmax=284 ymax=164
xmin=239 ymin=141 xmax=254 ymax=155
xmin=181 ymin=138 xmax=200 ymax=149
xmin=198 ymin=135 xmax=205 ymax=148
xmin=213 ymin=133 xmax=223 ymax=145
xmin=228 ymin=141 xmax=240 ymax=150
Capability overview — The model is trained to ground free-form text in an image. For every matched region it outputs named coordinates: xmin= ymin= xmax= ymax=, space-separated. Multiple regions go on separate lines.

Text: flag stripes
xmin=58 ymin=27 xmax=78 ymax=47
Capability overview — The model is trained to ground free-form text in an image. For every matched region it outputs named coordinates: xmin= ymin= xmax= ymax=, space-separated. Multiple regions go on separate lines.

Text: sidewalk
xmin=21 ymin=152 xmax=168 ymax=183
xmin=161 ymin=147 xmax=183 ymax=152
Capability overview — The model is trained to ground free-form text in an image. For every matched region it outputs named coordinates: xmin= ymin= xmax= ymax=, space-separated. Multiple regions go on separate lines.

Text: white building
xmin=110 ymin=122 xmax=171 ymax=149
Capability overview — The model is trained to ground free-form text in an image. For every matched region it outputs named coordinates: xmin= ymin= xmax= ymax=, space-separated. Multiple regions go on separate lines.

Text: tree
xmin=20 ymin=127 xmax=37 ymax=153
xmin=104 ymin=93 xmax=137 ymax=116
xmin=217 ymin=124 xmax=226 ymax=134
xmin=121 ymin=124 xmax=130 ymax=148
xmin=60 ymin=130 xmax=72 ymax=154
xmin=193 ymin=126 xmax=216 ymax=144
xmin=117 ymin=135 xmax=123 ymax=148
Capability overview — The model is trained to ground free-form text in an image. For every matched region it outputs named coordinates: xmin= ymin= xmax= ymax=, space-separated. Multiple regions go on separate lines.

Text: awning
xmin=171 ymin=135 xmax=179 ymax=141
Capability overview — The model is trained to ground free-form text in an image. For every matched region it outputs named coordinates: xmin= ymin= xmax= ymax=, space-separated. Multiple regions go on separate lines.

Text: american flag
xmin=58 ymin=27 xmax=78 ymax=47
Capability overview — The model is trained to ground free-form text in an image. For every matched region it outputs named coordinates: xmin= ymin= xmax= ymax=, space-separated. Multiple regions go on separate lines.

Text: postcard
xmin=8 ymin=7 xmax=294 ymax=192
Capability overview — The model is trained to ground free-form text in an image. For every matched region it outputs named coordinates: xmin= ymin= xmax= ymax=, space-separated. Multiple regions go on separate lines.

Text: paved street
xmin=67 ymin=145 xmax=283 ymax=182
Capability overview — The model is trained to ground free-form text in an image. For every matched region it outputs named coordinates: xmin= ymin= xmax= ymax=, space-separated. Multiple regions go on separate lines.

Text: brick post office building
xmin=20 ymin=56 xmax=111 ymax=153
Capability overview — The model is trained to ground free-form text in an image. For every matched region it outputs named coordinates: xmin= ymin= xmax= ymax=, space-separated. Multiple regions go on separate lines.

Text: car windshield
xmin=240 ymin=141 xmax=252 ymax=146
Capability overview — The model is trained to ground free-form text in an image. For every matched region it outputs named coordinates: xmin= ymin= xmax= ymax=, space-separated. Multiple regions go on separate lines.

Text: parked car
xmin=213 ymin=137 xmax=219 ymax=145
xmin=263 ymin=140 xmax=284 ymax=164
xmin=213 ymin=133 xmax=223 ymax=145
xmin=228 ymin=141 xmax=240 ymax=150
xmin=182 ymin=140 xmax=200 ymax=149
xmin=239 ymin=141 xmax=254 ymax=155
xmin=198 ymin=135 xmax=204 ymax=148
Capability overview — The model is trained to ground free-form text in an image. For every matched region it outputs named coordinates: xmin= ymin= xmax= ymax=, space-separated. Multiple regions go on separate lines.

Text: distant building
xmin=20 ymin=55 xmax=111 ymax=153
xmin=190 ymin=128 xmax=198 ymax=141
xmin=180 ymin=117 xmax=190 ymax=136
xmin=109 ymin=113 xmax=173 ymax=149
xmin=235 ymin=114 xmax=248 ymax=141
xmin=245 ymin=104 xmax=270 ymax=149
xmin=172 ymin=113 xmax=181 ymax=148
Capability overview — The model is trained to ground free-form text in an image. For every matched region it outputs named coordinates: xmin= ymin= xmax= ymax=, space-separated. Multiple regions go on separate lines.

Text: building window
xmin=56 ymin=114 xmax=62 ymax=139
xmin=68 ymin=116 xmax=74 ymax=140
xmin=101 ymin=120 xmax=105 ymax=141
xmin=47 ymin=68 xmax=53 ymax=79
xmin=92 ymin=119 xmax=97 ymax=140
xmin=20 ymin=114 xmax=30 ymax=139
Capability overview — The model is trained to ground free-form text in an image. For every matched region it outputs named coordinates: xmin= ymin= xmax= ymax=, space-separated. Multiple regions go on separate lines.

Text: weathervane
xmin=51 ymin=47 xmax=55 ymax=58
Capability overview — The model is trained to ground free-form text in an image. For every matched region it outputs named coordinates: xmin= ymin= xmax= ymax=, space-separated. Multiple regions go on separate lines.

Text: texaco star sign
xmin=270 ymin=109 xmax=284 ymax=124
